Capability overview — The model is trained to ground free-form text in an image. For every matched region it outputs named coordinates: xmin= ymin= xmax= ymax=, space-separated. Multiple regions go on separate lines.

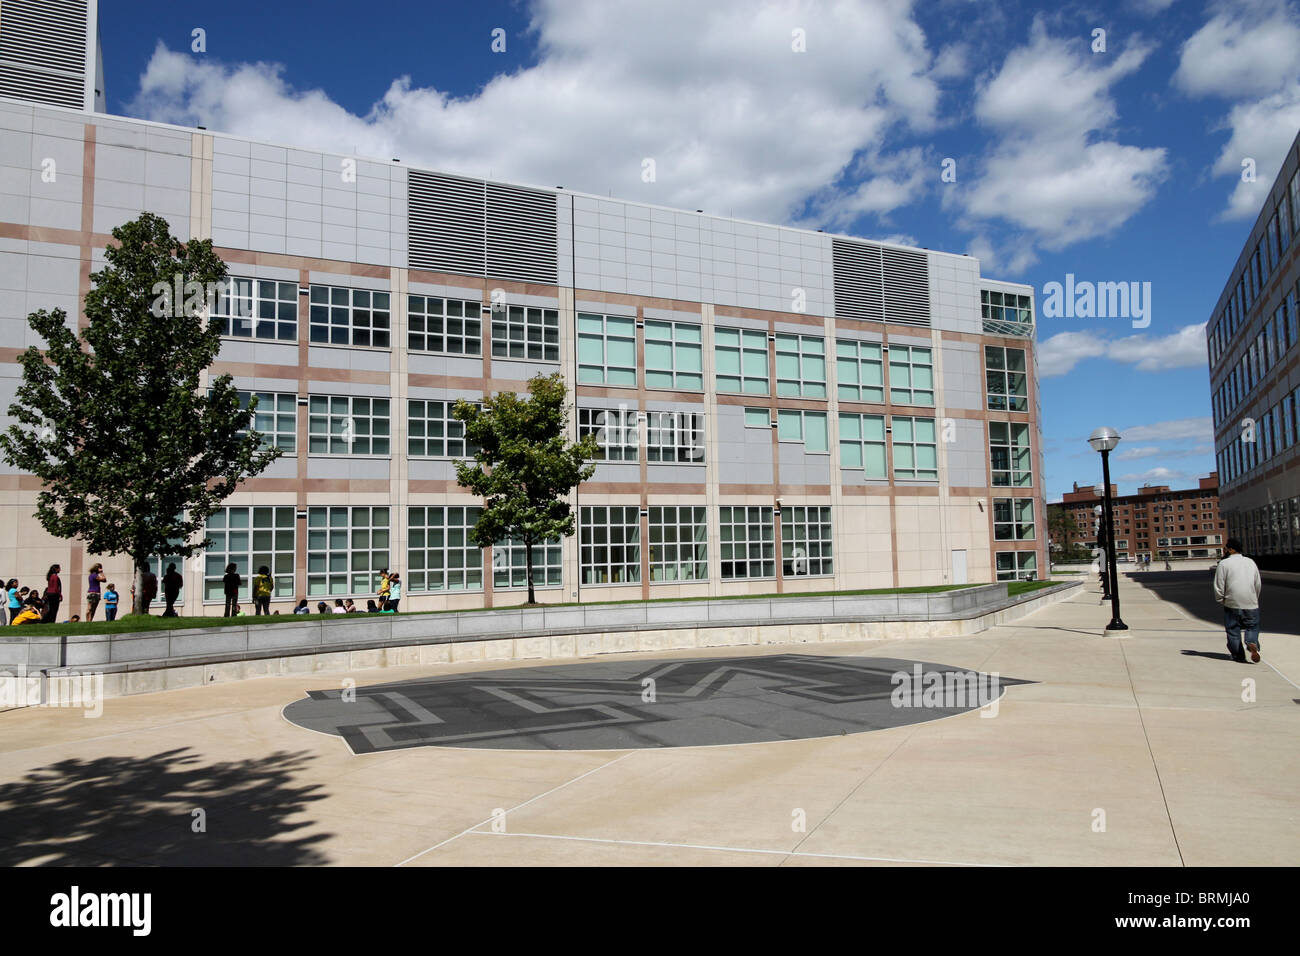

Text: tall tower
xmin=0 ymin=0 xmax=101 ymax=111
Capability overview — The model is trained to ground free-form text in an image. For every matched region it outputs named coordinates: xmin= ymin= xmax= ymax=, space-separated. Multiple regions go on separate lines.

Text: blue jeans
xmin=1224 ymin=607 xmax=1260 ymax=660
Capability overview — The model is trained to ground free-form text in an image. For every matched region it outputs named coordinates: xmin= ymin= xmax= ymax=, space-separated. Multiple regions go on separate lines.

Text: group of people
xmin=6 ymin=564 xmax=118 ymax=626
xmin=219 ymin=566 xmax=402 ymax=617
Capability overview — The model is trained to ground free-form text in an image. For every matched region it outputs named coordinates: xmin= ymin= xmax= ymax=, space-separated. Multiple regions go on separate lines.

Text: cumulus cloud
xmin=1115 ymin=442 xmax=1215 ymax=461
xmin=1117 ymin=466 xmax=1192 ymax=483
xmin=1037 ymin=323 xmax=1208 ymax=377
xmin=1120 ymin=417 xmax=1215 ymax=442
xmin=127 ymin=0 xmax=947 ymax=226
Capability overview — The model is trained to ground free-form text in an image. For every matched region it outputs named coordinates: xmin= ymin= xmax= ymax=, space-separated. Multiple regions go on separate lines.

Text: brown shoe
xmin=1246 ymin=642 xmax=1260 ymax=663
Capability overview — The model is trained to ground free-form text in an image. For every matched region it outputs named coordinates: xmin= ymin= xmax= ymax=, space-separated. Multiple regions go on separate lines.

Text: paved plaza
xmin=0 ymin=573 xmax=1296 ymax=867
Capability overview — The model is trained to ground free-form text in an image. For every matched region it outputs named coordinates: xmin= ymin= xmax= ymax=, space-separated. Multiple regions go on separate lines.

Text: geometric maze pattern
xmin=281 ymin=654 xmax=1030 ymax=754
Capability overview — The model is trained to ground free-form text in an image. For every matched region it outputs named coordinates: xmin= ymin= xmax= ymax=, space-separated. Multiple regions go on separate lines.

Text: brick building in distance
xmin=1050 ymin=474 xmax=1223 ymax=563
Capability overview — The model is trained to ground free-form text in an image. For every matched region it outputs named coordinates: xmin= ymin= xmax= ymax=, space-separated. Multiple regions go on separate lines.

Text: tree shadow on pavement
xmin=0 ymin=747 xmax=332 ymax=866
xmin=1125 ymin=571 xmax=1300 ymax=637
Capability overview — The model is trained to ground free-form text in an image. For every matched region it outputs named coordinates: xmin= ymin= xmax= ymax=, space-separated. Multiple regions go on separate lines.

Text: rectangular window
xmin=781 ymin=505 xmax=833 ymax=576
xmin=1291 ymin=170 xmax=1300 ymax=236
xmin=836 ymin=339 xmax=884 ymax=402
xmin=839 ymin=413 xmax=887 ymax=477
xmin=306 ymin=506 xmax=389 ymax=597
xmin=1280 ymin=193 xmax=1292 ymax=254
xmin=203 ymin=506 xmax=296 ymax=601
xmin=490 ymin=304 xmax=560 ymax=361
xmin=719 ymin=505 xmax=775 ymax=579
xmin=408 ymin=400 xmax=477 ymax=458
xmin=888 ymin=345 xmax=934 ymax=405
xmin=1268 ymin=212 xmax=1280 ymax=271
xmin=236 ymin=391 xmax=296 ymax=452
xmin=493 ymin=536 xmax=563 ymax=590
xmin=308 ymin=395 xmax=391 ymax=455
xmin=715 ymin=327 xmax=769 ymax=394
xmin=308 ymin=285 xmax=390 ymax=348
xmin=577 ymin=313 xmax=637 ymax=385
xmin=644 ymin=320 xmax=703 ymax=390
xmin=408 ymin=295 xmax=482 ymax=355
xmin=990 ymin=421 xmax=1032 ymax=486
xmin=981 ymin=289 xmax=1033 ymax=325
xmin=993 ymin=498 xmax=1036 ymax=540
xmin=995 ymin=551 xmax=1037 ymax=581
xmin=986 ymin=346 xmax=1028 ymax=411
xmin=214 ymin=277 xmax=298 ymax=341
xmin=744 ymin=407 xmax=770 ymax=428
xmin=892 ymin=416 xmax=938 ymax=480
xmin=646 ymin=411 xmax=705 ymax=463
xmin=648 ymin=505 xmax=708 ymax=581
xmin=774 ymin=333 xmax=827 ymax=398
xmin=578 ymin=406 xmax=639 ymax=461
xmin=776 ymin=409 xmax=829 ymax=452
xmin=579 ymin=505 xmax=641 ymax=584
xmin=408 ymin=506 xmax=483 ymax=593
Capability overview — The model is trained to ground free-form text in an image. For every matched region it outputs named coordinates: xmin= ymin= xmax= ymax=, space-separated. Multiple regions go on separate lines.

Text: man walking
xmin=1213 ymin=538 xmax=1262 ymax=664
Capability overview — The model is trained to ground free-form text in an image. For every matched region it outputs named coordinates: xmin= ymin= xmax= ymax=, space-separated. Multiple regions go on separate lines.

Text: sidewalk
xmin=0 ymin=574 xmax=1295 ymax=866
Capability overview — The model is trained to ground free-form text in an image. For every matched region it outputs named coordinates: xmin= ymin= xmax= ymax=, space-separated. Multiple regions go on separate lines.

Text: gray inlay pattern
xmin=282 ymin=655 xmax=1031 ymax=753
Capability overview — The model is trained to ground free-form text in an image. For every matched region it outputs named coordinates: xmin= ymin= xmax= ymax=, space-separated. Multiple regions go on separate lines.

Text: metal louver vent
xmin=486 ymin=183 xmax=557 ymax=284
xmin=0 ymin=0 xmax=90 ymax=110
xmin=408 ymin=170 xmax=558 ymax=284
xmin=881 ymin=247 xmax=931 ymax=327
xmin=832 ymin=238 xmax=884 ymax=322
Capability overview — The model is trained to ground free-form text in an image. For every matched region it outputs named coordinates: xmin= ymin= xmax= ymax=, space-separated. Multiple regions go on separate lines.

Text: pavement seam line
xmin=391 ymin=750 xmax=634 ymax=867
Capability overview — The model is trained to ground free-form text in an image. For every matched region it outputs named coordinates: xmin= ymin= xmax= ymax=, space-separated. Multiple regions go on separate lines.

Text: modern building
xmin=1050 ymin=475 xmax=1223 ymax=563
xmin=0 ymin=0 xmax=1046 ymax=617
xmin=1207 ymin=125 xmax=1300 ymax=568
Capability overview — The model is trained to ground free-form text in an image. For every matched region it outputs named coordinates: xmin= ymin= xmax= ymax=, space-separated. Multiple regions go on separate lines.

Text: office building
xmin=1051 ymin=475 xmax=1222 ymax=563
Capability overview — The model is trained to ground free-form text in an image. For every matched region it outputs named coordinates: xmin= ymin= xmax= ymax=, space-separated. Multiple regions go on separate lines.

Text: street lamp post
xmin=1088 ymin=427 xmax=1128 ymax=631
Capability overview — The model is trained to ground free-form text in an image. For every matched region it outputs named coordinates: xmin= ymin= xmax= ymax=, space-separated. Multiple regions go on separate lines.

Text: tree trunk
xmin=133 ymin=559 xmax=148 ymax=615
xmin=525 ymin=539 xmax=535 ymax=605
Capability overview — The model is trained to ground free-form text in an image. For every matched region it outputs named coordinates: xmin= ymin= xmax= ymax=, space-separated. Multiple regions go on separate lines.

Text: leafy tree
xmin=1047 ymin=503 xmax=1092 ymax=562
xmin=453 ymin=374 xmax=598 ymax=604
xmin=0 ymin=213 xmax=281 ymax=614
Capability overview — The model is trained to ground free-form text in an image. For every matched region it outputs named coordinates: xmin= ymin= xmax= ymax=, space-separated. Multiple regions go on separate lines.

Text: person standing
xmin=387 ymin=572 xmax=402 ymax=613
xmin=85 ymin=563 xmax=106 ymax=621
xmin=103 ymin=583 xmax=119 ymax=622
xmin=141 ymin=568 xmax=158 ymax=615
xmin=377 ymin=569 xmax=392 ymax=611
xmin=1213 ymin=538 xmax=1262 ymax=664
xmin=41 ymin=564 xmax=62 ymax=623
xmin=5 ymin=579 xmax=19 ymax=625
xmin=252 ymin=565 xmax=273 ymax=616
xmin=162 ymin=562 xmax=184 ymax=617
xmin=222 ymin=563 xmax=241 ymax=617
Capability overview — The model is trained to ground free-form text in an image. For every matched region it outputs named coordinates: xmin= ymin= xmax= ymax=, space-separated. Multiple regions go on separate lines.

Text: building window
xmin=408 ymin=506 xmax=484 ymax=593
xmin=648 ymin=506 xmax=708 ymax=581
xmin=888 ymin=345 xmax=934 ymax=405
xmin=892 ymin=416 xmax=938 ymax=480
xmin=493 ymin=536 xmax=563 ymax=590
xmin=985 ymin=346 xmax=1028 ymax=411
xmin=777 ymin=409 xmax=829 ymax=452
xmin=994 ymin=498 xmax=1035 ymax=540
xmin=719 ymin=505 xmax=775 ymax=579
xmin=306 ymin=506 xmax=390 ymax=597
xmin=308 ymin=396 xmax=391 ymax=455
xmin=644 ymin=320 xmax=703 ymax=390
xmin=836 ymin=339 xmax=884 ymax=402
xmin=577 ymin=313 xmax=637 ymax=385
xmin=744 ymin=407 xmax=770 ymax=428
xmin=579 ymin=505 xmax=641 ymax=584
xmin=646 ymin=411 xmax=705 ymax=463
xmin=408 ymin=400 xmax=477 ymax=458
xmin=996 ymin=551 xmax=1037 ymax=581
xmin=491 ymin=304 xmax=560 ymax=361
xmin=308 ymin=285 xmax=390 ymax=348
xmin=203 ymin=506 xmax=296 ymax=601
xmin=236 ymin=391 xmax=296 ymax=452
xmin=715 ymin=327 xmax=769 ymax=394
xmin=409 ymin=295 xmax=481 ymax=355
xmin=990 ymin=421 xmax=1032 ymax=486
xmin=774 ymin=333 xmax=827 ymax=398
xmin=214 ymin=277 xmax=298 ymax=341
xmin=578 ymin=406 xmax=639 ymax=461
xmin=839 ymin=413 xmax=887 ymax=477
xmin=981 ymin=290 xmax=1033 ymax=331
xmin=781 ymin=505 xmax=833 ymax=576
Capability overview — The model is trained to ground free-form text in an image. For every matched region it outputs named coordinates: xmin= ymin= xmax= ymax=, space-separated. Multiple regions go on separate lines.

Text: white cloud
xmin=1115 ymin=442 xmax=1215 ymax=461
xmin=1037 ymin=323 xmax=1208 ymax=377
xmin=951 ymin=20 xmax=1167 ymax=256
xmin=1120 ymin=417 xmax=1214 ymax=442
xmin=1117 ymin=466 xmax=1192 ymax=483
xmin=128 ymin=0 xmax=946 ymax=226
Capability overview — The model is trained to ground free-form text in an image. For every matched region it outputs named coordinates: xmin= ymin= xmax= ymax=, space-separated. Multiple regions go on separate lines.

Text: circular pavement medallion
xmin=282 ymin=654 xmax=1031 ymax=753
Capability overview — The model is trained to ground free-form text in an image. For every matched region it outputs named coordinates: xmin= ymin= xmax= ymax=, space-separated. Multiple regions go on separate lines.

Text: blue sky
xmin=96 ymin=0 xmax=1300 ymax=500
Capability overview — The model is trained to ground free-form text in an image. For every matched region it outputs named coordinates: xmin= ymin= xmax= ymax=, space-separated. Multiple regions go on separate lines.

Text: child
xmin=103 ymin=584 xmax=119 ymax=622
xmin=377 ymin=569 xmax=392 ymax=610
xmin=10 ymin=604 xmax=40 ymax=626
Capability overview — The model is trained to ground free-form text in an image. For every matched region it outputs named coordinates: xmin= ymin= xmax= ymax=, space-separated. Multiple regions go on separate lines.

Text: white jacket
xmin=1213 ymin=553 xmax=1261 ymax=610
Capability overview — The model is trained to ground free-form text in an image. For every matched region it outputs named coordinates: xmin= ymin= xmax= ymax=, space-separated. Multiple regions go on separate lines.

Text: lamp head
xmin=1088 ymin=426 xmax=1121 ymax=453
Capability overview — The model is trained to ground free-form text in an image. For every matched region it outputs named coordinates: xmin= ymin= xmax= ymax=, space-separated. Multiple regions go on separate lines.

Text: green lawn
xmin=6 ymin=578 xmax=1067 ymax=638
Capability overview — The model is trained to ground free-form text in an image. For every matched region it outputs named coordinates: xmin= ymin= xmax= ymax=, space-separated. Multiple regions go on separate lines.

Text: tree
xmin=1046 ymin=503 xmax=1092 ymax=563
xmin=453 ymin=374 xmax=598 ymax=605
xmin=0 ymin=213 xmax=281 ymax=614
